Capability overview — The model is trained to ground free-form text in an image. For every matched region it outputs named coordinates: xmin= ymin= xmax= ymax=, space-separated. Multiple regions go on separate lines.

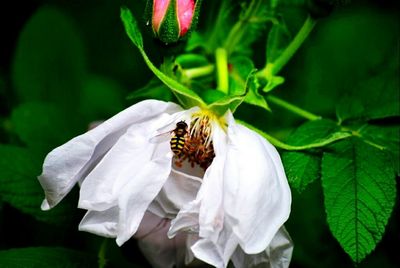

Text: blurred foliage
xmin=0 ymin=0 xmax=399 ymax=267
xmin=0 ymin=247 xmax=98 ymax=267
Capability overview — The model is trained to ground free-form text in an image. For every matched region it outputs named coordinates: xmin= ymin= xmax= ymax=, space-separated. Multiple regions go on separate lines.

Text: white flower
xmin=38 ymin=99 xmax=293 ymax=268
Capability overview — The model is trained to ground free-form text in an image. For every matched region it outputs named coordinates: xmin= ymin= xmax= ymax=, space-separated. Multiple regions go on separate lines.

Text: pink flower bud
xmin=147 ymin=0 xmax=201 ymax=43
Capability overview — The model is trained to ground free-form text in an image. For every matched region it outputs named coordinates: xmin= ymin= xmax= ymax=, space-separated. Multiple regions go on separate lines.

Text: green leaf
xmin=322 ymin=139 xmax=396 ymax=263
xmin=285 ymin=119 xmax=342 ymax=145
xmin=229 ymin=56 xmax=270 ymax=111
xmin=360 ymin=124 xmax=400 ymax=175
xmin=120 ymin=7 xmax=205 ymax=109
xmin=127 ymin=79 xmax=173 ymax=102
xmin=282 ymin=151 xmax=320 ymax=193
xmin=281 ymin=119 xmax=344 ymax=191
xmin=120 ymin=6 xmax=143 ymax=48
xmin=207 ymin=94 xmax=246 ymax=117
xmin=11 ymin=102 xmax=79 ymax=153
xmin=0 ymin=247 xmax=97 ymax=267
xmin=244 ymin=82 xmax=270 ymax=111
xmin=12 ymin=7 xmax=85 ymax=110
xmin=0 ymin=145 xmax=74 ymax=224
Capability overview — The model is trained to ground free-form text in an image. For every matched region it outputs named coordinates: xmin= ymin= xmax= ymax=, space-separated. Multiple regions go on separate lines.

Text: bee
xmin=150 ymin=121 xmax=189 ymax=157
xmin=170 ymin=121 xmax=188 ymax=156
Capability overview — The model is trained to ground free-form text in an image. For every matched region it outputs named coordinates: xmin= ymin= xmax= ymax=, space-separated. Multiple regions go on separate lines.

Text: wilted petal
xmin=78 ymin=113 xmax=173 ymax=211
xmin=149 ymin=167 xmax=202 ymax=218
xmin=231 ymin=227 xmax=293 ymax=268
xmin=223 ymin=114 xmax=291 ymax=254
xmin=78 ymin=207 xmax=119 ymax=238
xmin=38 ymin=100 xmax=180 ymax=210
xmin=168 ymin=199 xmax=200 ymax=238
xmin=190 ymin=222 xmax=238 ymax=268
xmin=116 ymin=141 xmax=173 ymax=245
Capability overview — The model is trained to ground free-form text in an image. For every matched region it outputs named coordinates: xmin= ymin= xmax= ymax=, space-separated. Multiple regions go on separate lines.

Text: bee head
xmin=176 ymin=121 xmax=188 ymax=129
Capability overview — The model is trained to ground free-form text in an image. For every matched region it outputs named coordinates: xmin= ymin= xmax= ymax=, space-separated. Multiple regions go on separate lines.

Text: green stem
xmin=223 ymin=0 xmax=263 ymax=55
xmin=342 ymin=126 xmax=387 ymax=151
xmin=183 ymin=64 xmax=215 ymax=79
xmin=361 ymin=139 xmax=387 ymax=151
xmin=98 ymin=238 xmax=108 ymax=268
xmin=267 ymin=95 xmax=321 ymax=121
xmin=215 ymin=48 xmax=229 ymax=94
xmin=260 ymin=15 xmax=316 ymax=77
xmin=238 ymin=120 xmax=352 ymax=151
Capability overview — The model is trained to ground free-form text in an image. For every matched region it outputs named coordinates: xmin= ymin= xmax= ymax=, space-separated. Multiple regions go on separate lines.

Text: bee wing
xmin=149 ymin=131 xmax=173 ymax=143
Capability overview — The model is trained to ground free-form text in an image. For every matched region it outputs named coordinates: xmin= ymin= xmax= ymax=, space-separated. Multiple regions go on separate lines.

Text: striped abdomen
xmin=170 ymin=134 xmax=186 ymax=155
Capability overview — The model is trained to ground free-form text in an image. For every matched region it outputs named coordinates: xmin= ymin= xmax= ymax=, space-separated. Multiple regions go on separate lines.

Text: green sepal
xmin=120 ymin=7 xmax=206 ymax=109
xmin=261 ymin=74 xmax=285 ymax=93
xmin=207 ymin=68 xmax=255 ymax=116
xmin=186 ymin=0 xmax=203 ymax=40
xmin=157 ymin=0 xmax=180 ymax=43
xmin=207 ymin=93 xmax=246 ymax=117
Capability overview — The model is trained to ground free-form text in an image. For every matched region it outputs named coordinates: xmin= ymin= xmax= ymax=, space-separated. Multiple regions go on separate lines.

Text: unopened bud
xmin=146 ymin=0 xmax=202 ymax=43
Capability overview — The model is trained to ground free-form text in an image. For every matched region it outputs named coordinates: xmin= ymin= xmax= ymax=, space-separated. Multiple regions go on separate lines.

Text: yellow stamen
xmin=175 ymin=109 xmax=224 ymax=171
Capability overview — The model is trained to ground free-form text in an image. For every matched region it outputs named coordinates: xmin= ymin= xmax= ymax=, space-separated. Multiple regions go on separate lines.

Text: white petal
xmin=169 ymin=123 xmax=239 ymax=268
xmin=168 ymin=200 xmax=200 ymax=238
xmin=148 ymin=167 xmax=202 ymax=218
xmin=168 ymin=122 xmax=227 ymax=240
xmin=191 ymin=222 xmax=239 ymax=268
xmin=78 ymin=207 xmax=119 ymax=238
xmin=116 ymin=141 xmax=173 ymax=246
xmin=231 ymin=227 xmax=293 ymax=268
xmin=78 ymin=113 xmax=173 ymax=211
xmin=135 ymin=212 xmax=193 ymax=268
xmin=223 ymin=114 xmax=291 ymax=254
xmin=197 ymin=122 xmax=227 ymax=238
xmin=38 ymin=100 xmax=181 ymax=210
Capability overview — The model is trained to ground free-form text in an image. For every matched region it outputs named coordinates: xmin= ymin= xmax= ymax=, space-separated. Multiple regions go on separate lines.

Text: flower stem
xmin=98 ymin=238 xmax=108 ymax=268
xmin=260 ymin=15 xmax=316 ymax=77
xmin=215 ymin=48 xmax=229 ymax=94
xmin=183 ymin=64 xmax=215 ymax=79
xmin=267 ymin=95 xmax=321 ymax=121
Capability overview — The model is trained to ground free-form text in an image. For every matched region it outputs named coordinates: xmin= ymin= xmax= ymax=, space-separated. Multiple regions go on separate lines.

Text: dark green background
xmin=0 ymin=0 xmax=398 ymax=267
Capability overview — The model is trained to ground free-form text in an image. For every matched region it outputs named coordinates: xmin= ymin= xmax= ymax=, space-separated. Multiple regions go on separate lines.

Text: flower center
xmin=175 ymin=110 xmax=222 ymax=171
